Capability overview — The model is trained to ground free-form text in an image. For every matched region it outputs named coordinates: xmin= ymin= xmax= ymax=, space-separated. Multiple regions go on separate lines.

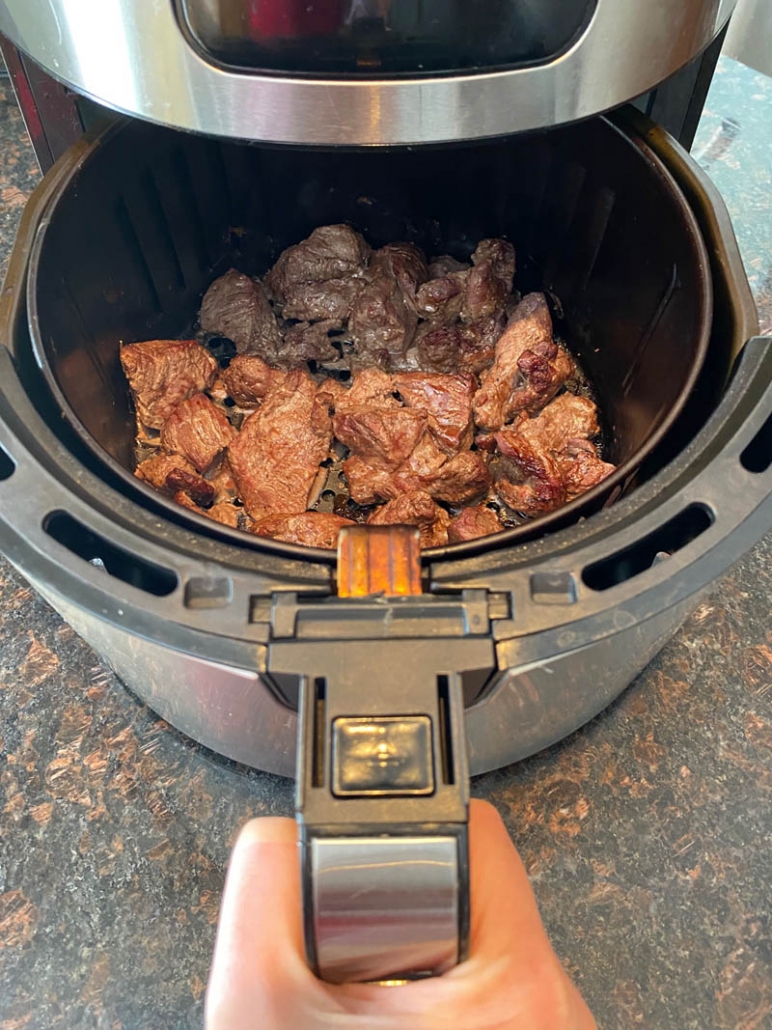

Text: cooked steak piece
xmin=200 ymin=270 xmax=281 ymax=358
xmin=344 ymin=443 xmax=488 ymax=507
xmin=428 ymin=255 xmax=470 ymax=279
xmin=425 ymin=450 xmax=491 ymax=505
xmin=281 ymin=319 xmax=340 ymax=364
xmin=206 ymin=457 xmax=239 ymax=503
xmin=250 ymin=511 xmax=354 ymax=549
xmin=159 ymin=393 xmax=236 ymax=472
xmin=135 ymin=451 xmax=199 ymax=491
xmin=222 ymin=354 xmax=287 ymax=407
xmin=414 ymin=315 xmax=503 ymax=375
xmin=490 ymin=443 xmax=566 ymax=517
xmin=333 ymin=368 xmax=400 ymax=413
xmin=267 ymin=224 xmax=371 ymax=298
xmin=448 ymin=505 xmax=503 ymax=543
xmin=281 ymin=276 xmax=364 ymax=323
xmin=367 ymin=491 xmax=450 ymax=548
xmin=228 ymin=371 xmax=332 ymax=516
xmin=414 ymin=270 xmax=468 ymax=323
xmin=463 ymin=238 xmax=515 ymax=323
xmin=394 ymin=371 xmax=476 ymax=453
xmin=173 ymin=491 xmax=241 ymax=528
xmin=166 ymin=467 xmax=216 ymax=508
xmin=333 ymin=407 xmax=427 ymax=470
xmin=559 ymin=439 xmax=616 ymax=498
xmin=369 ymin=242 xmax=428 ymax=299
xmin=491 ymin=393 xmax=613 ymax=514
xmin=121 ymin=339 xmax=218 ymax=429
xmin=350 ymin=273 xmax=418 ymax=364
xmin=473 ymin=293 xmax=574 ymax=431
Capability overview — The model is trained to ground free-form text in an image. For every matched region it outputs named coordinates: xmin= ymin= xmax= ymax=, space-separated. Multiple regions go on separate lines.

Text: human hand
xmin=206 ymin=799 xmax=596 ymax=1029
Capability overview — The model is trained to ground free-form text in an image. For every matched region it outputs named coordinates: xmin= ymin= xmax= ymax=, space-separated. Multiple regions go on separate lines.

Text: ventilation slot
xmin=582 ymin=504 xmax=714 ymax=592
xmin=312 ymin=677 xmax=327 ymax=788
xmin=44 ymin=511 xmax=178 ymax=597
xmin=741 ymin=411 xmax=772 ymax=474
xmin=0 ymin=444 xmax=15 ymax=481
xmin=437 ymin=675 xmax=455 ymax=785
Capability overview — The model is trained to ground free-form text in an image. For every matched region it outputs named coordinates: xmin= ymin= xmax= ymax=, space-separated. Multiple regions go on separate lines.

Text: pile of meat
xmin=120 ymin=224 xmax=615 ymax=550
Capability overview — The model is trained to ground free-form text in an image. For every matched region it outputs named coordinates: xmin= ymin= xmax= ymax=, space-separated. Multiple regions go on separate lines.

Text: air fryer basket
xmin=26 ymin=116 xmax=711 ymax=557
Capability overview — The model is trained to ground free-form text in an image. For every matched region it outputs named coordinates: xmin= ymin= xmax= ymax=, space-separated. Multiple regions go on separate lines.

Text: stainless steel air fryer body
xmin=0 ymin=0 xmax=739 ymax=145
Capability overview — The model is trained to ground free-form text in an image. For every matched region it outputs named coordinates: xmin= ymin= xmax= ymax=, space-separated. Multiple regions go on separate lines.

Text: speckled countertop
xmin=1 ymin=58 xmax=771 ymax=1030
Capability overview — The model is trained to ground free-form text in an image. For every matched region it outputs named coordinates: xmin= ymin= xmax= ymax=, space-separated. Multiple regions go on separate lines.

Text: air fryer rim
xmin=25 ymin=113 xmax=712 ymax=565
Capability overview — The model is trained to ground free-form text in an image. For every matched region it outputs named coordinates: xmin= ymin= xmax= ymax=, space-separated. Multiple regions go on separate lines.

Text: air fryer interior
xmin=27 ymin=116 xmax=711 ymax=556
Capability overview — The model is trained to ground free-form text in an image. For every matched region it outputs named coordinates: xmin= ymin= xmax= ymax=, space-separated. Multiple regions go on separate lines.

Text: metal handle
xmin=295 ymin=526 xmax=470 ymax=983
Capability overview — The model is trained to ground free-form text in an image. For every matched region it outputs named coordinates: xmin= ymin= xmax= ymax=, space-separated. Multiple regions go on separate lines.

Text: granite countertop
xmin=1 ymin=58 xmax=771 ymax=1030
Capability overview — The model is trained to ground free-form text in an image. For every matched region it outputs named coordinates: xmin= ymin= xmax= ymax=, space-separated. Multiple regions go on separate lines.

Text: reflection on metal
xmin=311 ymin=836 xmax=459 ymax=983
xmin=0 ymin=0 xmax=737 ymax=144
xmin=337 ymin=525 xmax=422 ymax=598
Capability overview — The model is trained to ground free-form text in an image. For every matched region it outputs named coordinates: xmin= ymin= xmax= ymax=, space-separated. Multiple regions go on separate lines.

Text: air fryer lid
xmin=27 ymin=115 xmax=711 ymax=560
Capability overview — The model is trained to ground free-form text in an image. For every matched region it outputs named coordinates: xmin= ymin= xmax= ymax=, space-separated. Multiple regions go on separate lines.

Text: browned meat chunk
xmin=425 ymin=451 xmax=491 ymax=505
xmin=367 ymin=492 xmax=450 ymax=548
xmin=121 ymin=339 xmax=217 ymax=429
xmin=135 ymin=452 xmax=213 ymax=508
xmin=414 ymin=316 xmax=502 ymax=376
xmin=473 ymin=294 xmax=574 ymax=431
xmin=173 ymin=491 xmax=241 ymax=528
xmin=281 ymin=319 xmax=340 ymax=364
xmin=448 ymin=506 xmax=503 ymax=543
xmin=250 ymin=511 xmax=354 ymax=549
xmin=228 ymin=371 xmax=332 ymax=517
xmin=345 ymin=445 xmax=489 ymax=507
xmin=369 ymin=243 xmax=428 ymax=299
xmin=200 ymin=270 xmax=281 ymax=358
xmin=159 ymin=393 xmax=235 ymax=472
xmin=267 ymin=225 xmax=371 ymax=299
xmin=491 ymin=440 xmax=566 ymax=517
xmin=333 ymin=407 xmax=427 ymax=470
xmin=414 ymin=271 xmax=468 ymax=323
xmin=167 ymin=467 xmax=216 ymax=507
xmin=207 ymin=457 xmax=239 ymax=503
xmin=428 ymin=255 xmax=470 ymax=279
xmin=394 ymin=371 xmax=476 ymax=453
xmin=281 ymin=277 xmax=364 ymax=323
xmin=492 ymin=393 xmax=613 ymax=515
xmin=350 ymin=274 xmax=418 ymax=364
xmin=222 ymin=355 xmax=286 ymax=407
xmin=333 ymin=368 xmax=399 ymax=414
xmin=559 ymin=439 xmax=616 ymax=499
xmin=463 ymin=238 xmax=515 ymax=323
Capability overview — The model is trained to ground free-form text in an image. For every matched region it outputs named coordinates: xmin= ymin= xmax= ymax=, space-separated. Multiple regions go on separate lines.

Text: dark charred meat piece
xmin=173 ymin=491 xmax=241 ymax=528
xmin=221 ymin=355 xmax=287 ymax=408
xmin=250 ymin=511 xmax=354 ymax=549
xmin=414 ymin=271 xmax=468 ymax=324
xmin=463 ymin=238 xmax=516 ymax=323
xmin=473 ymin=293 xmax=574 ymax=431
xmin=159 ymin=393 xmax=236 ymax=472
xmin=394 ymin=371 xmax=476 ymax=454
xmin=267 ymin=224 xmax=371 ymax=298
xmin=369 ymin=243 xmax=428 ymax=299
xmin=333 ymin=407 xmax=427 ymax=470
xmin=448 ymin=506 xmax=503 ymax=543
xmin=121 ymin=339 xmax=218 ymax=429
xmin=200 ymin=270 xmax=281 ymax=358
xmin=367 ymin=491 xmax=450 ymax=548
xmin=228 ymin=371 xmax=332 ymax=516
xmin=166 ymin=467 xmax=216 ymax=508
xmin=281 ymin=320 xmax=340 ymax=364
xmin=281 ymin=276 xmax=364 ymax=323
xmin=428 ymin=255 xmax=470 ymax=279
xmin=350 ymin=273 xmax=418 ymax=364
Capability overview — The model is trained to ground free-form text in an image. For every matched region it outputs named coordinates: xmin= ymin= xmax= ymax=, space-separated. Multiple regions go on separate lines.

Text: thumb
xmin=205 ymin=817 xmax=308 ymax=1028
